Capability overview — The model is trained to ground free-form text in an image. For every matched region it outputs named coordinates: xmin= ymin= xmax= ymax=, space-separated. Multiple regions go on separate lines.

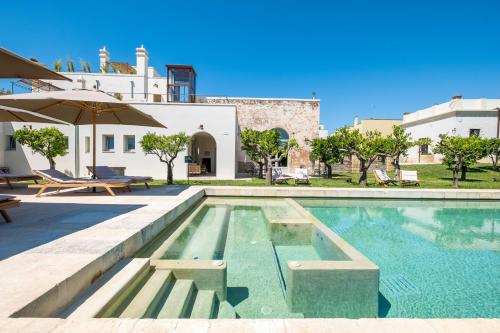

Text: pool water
xmin=160 ymin=199 xmax=338 ymax=318
xmin=299 ymin=199 xmax=500 ymax=318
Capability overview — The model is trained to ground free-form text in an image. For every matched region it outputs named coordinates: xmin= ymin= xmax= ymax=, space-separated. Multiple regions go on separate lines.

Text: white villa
xmin=0 ymin=46 xmax=325 ymax=179
xmin=401 ymin=96 xmax=500 ymax=163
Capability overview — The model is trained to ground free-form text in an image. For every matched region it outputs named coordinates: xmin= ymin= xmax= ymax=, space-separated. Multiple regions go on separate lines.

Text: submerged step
xmin=157 ymin=279 xmax=195 ymax=318
xmin=190 ymin=290 xmax=216 ymax=319
xmin=217 ymin=300 xmax=237 ymax=319
xmin=119 ymin=269 xmax=172 ymax=318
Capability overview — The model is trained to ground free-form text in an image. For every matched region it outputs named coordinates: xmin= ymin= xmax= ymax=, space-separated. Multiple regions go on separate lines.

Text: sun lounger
xmin=0 ymin=195 xmax=20 ymax=223
xmin=373 ymin=169 xmax=396 ymax=186
xmin=87 ymin=166 xmax=152 ymax=189
xmin=0 ymin=173 xmax=41 ymax=189
xmin=294 ymin=168 xmax=310 ymax=185
xmin=30 ymin=169 xmax=132 ymax=197
xmin=399 ymin=170 xmax=420 ymax=186
xmin=272 ymin=168 xmax=293 ymax=184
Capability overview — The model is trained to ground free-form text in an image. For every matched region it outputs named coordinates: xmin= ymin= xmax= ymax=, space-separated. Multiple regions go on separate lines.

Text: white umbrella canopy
xmin=0 ymin=89 xmax=166 ymax=175
xmin=0 ymin=47 xmax=71 ymax=80
xmin=0 ymin=106 xmax=66 ymax=124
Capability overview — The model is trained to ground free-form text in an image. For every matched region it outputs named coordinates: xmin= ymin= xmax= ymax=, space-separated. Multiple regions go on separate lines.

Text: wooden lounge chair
xmin=0 ymin=173 xmax=41 ymax=189
xmin=294 ymin=168 xmax=310 ymax=185
xmin=29 ymin=169 xmax=132 ymax=197
xmin=87 ymin=166 xmax=152 ymax=189
xmin=399 ymin=170 xmax=420 ymax=186
xmin=373 ymin=169 xmax=396 ymax=186
xmin=272 ymin=168 xmax=293 ymax=184
xmin=0 ymin=195 xmax=20 ymax=223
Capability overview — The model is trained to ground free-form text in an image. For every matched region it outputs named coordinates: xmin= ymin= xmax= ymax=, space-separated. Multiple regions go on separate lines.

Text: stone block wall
xmin=200 ymin=97 xmax=320 ymax=173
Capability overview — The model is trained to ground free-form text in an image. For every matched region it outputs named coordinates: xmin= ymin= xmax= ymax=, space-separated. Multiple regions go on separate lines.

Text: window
xmin=420 ymin=144 xmax=429 ymax=155
xmin=102 ymin=135 xmax=114 ymax=152
xmin=64 ymin=136 xmax=69 ymax=150
xmin=130 ymin=81 xmax=135 ymax=99
xmin=124 ymin=135 xmax=135 ymax=152
xmin=6 ymin=135 xmax=16 ymax=151
xmin=469 ymin=129 xmax=480 ymax=137
xmin=84 ymin=136 xmax=90 ymax=153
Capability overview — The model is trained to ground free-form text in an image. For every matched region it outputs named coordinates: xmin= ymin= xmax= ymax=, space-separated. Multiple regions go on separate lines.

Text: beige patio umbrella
xmin=0 ymin=47 xmax=71 ymax=80
xmin=0 ymin=105 xmax=66 ymax=123
xmin=0 ymin=89 xmax=166 ymax=176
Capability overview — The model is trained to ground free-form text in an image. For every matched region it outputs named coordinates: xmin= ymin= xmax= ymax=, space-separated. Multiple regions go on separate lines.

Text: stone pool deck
xmin=0 ymin=185 xmax=498 ymax=332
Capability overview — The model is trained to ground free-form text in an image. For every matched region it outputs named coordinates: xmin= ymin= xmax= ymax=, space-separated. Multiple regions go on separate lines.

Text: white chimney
xmin=136 ymin=45 xmax=148 ymax=77
xmin=354 ymin=115 xmax=359 ymax=126
xmin=99 ymin=46 xmax=110 ymax=72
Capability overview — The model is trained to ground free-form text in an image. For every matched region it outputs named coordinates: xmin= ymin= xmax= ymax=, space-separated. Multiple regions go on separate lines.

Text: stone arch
xmin=190 ymin=131 xmax=217 ymax=176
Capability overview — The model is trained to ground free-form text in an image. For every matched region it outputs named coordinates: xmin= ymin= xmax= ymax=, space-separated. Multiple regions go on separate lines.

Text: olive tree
xmin=241 ymin=129 xmax=298 ymax=186
xmin=240 ymin=128 xmax=266 ymax=178
xmin=310 ymin=133 xmax=345 ymax=178
xmin=382 ymin=126 xmax=413 ymax=179
xmin=483 ymin=138 xmax=500 ymax=171
xmin=414 ymin=137 xmax=432 ymax=163
xmin=433 ymin=134 xmax=484 ymax=187
xmin=337 ymin=127 xmax=388 ymax=186
xmin=13 ymin=127 xmax=68 ymax=169
xmin=140 ymin=132 xmax=191 ymax=185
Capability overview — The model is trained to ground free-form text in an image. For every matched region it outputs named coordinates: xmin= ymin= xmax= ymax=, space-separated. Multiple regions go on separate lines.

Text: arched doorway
xmin=190 ymin=132 xmax=217 ymax=176
xmin=272 ymin=128 xmax=289 ymax=167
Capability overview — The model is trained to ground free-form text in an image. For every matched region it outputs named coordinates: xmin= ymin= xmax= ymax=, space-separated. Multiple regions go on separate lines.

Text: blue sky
xmin=2 ymin=0 xmax=500 ymax=130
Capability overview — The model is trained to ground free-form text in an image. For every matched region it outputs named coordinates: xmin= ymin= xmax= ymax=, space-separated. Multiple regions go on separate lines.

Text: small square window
xmin=84 ymin=136 xmax=90 ymax=153
xmin=6 ymin=135 xmax=16 ymax=151
xmin=124 ymin=135 xmax=135 ymax=152
xmin=102 ymin=135 xmax=114 ymax=152
xmin=420 ymin=144 xmax=429 ymax=155
xmin=469 ymin=129 xmax=480 ymax=137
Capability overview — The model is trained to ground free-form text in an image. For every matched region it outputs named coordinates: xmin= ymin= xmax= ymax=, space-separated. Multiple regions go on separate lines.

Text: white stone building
xmin=401 ymin=96 xmax=500 ymax=164
xmin=1 ymin=46 xmax=323 ymax=179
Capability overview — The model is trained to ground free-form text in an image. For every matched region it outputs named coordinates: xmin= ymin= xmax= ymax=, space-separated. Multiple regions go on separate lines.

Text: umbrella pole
xmin=92 ymin=110 xmax=97 ymax=192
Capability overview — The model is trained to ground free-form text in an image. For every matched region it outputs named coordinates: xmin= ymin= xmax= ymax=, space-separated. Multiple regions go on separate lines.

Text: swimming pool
xmin=299 ymin=198 xmax=500 ymax=318
xmin=92 ymin=197 xmax=378 ymax=319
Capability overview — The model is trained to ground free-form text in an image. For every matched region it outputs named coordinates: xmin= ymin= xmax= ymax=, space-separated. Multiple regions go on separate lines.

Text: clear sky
xmin=2 ymin=0 xmax=500 ymax=131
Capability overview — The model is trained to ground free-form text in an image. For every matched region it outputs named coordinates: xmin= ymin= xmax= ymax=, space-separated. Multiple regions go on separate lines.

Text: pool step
xmin=190 ymin=290 xmax=216 ymax=318
xmin=157 ymin=279 xmax=195 ymax=318
xmin=120 ymin=269 xmax=173 ymax=318
xmin=217 ymin=300 xmax=237 ymax=319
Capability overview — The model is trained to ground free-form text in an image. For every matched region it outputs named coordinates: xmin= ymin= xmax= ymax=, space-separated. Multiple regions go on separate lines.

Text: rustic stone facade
xmin=200 ymin=97 xmax=320 ymax=173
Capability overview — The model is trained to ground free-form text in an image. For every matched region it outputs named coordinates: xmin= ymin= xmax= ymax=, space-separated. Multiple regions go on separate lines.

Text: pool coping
xmin=0 ymin=186 xmax=498 ymax=332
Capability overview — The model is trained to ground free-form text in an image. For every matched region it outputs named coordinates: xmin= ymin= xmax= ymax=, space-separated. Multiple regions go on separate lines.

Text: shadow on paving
xmin=0 ymin=202 xmax=145 ymax=260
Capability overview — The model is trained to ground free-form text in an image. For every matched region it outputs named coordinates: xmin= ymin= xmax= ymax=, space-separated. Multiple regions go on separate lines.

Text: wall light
xmin=198 ymin=124 xmax=204 ymax=130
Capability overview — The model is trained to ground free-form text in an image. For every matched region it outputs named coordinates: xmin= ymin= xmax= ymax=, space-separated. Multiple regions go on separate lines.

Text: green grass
xmin=146 ymin=163 xmax=500 ymax=189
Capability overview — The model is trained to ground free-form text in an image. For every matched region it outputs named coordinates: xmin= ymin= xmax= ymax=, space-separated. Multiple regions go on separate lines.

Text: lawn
xmin=148 ymin=163 xmax=499 ymax=189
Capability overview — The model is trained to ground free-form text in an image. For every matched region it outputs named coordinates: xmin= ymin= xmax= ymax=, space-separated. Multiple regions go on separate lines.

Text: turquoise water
xmin=300 ymin=199 xmax=500 ymax=318
xmin=162 ymin=200 xmax=333 ymax=318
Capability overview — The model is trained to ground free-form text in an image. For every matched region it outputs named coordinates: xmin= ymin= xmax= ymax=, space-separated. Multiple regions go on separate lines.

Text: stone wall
xmin=200 ymin=97 xmax=320 ymax=173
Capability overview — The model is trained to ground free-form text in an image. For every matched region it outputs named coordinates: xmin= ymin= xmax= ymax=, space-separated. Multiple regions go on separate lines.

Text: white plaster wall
xmin=402 ymin=113 xmax=498 ymax=163
xmin=2 ymin=103 xmax=236 ymax=180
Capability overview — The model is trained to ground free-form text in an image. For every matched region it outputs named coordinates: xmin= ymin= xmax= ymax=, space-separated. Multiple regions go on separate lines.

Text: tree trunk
xmin=460 ymin=165 xmax=467 ymax=181
xmin=265 ymin=162 xmax=273 ymax=186
xmin=418 ymin=148 xmax=421 ymax=164
xmin=167 ymin=162 xmax=174 ymax=185
xmin=393 ymin=156 xmax=401 ymax=181
xmin=452 ymin=168 xmax=458 ymax=188
xmin=49 ymin=158 xmax=56 ymax=170
xmin=258 ymin=162 xmax=264 ymax=178
xmin=326 ymin=164 xmax=332 ymax=178
xmin=358 ymin=159 xmax=368 ymax=186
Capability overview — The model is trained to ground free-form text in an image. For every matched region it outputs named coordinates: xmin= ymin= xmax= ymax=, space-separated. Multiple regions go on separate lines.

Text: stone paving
xmin=0 ymin=185 xmax=498 ymax=332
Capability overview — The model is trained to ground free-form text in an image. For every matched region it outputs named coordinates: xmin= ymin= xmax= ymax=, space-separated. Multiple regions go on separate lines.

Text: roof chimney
xmin=354 ymin=115 xmax=359 ymax=126
xmin=403 ymin=112 xmax=411 ymax=115
xmin=136 ymin=45 xmax=148 ymax=77
xmin=99 ymin=46 xmax=110 ymax=72
xmin=452 ymin=95 xmax=462 ymax=100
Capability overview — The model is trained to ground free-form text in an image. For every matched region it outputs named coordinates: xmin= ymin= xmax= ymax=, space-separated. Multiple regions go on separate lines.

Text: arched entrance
xmin=272 ymin=127 xmax=289 ymax=167
xmin=189 ymin=132 xmax=217 ymax=177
